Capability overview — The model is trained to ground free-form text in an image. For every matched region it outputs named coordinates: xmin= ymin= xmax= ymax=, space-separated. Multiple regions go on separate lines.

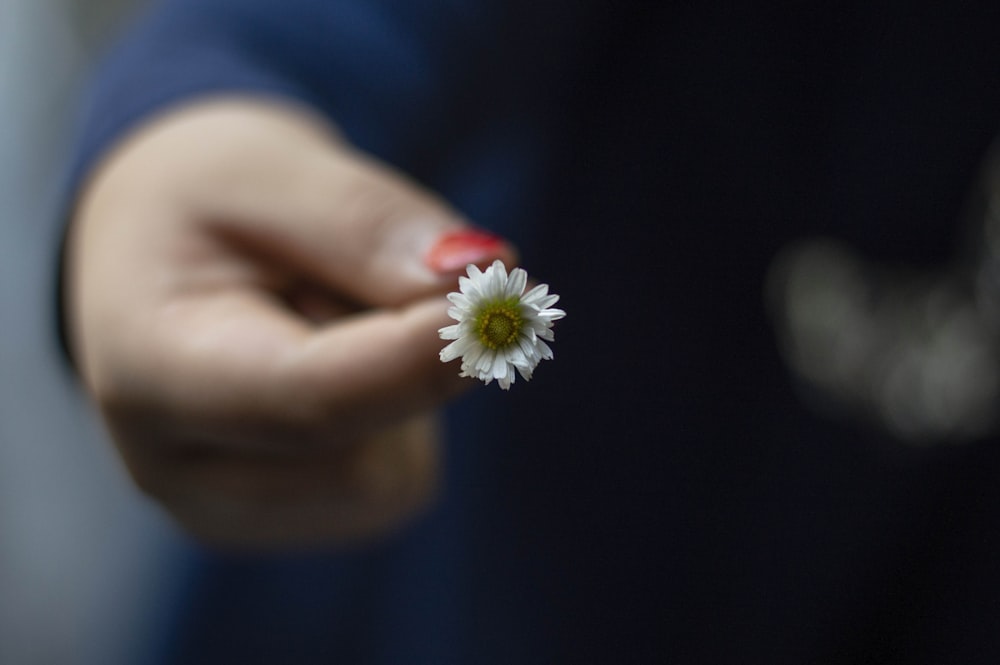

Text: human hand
xmin=64 ymin=99 xmax=515 ymax=548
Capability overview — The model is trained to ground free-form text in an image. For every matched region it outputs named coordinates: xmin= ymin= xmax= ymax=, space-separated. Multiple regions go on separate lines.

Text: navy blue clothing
xmin=68 ymin=1 xmax=1000 ymax=663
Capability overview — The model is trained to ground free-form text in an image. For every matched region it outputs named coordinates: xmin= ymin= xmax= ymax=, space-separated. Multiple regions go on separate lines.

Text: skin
xmin=65 ymin=98 xmax=515 ymax=549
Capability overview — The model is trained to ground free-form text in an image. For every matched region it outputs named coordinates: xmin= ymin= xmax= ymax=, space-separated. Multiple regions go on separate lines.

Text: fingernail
xmin=425 ymin=229 xmax=507 ymax=273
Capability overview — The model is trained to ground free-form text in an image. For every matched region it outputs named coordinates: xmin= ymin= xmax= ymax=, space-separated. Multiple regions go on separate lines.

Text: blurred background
xmin=0 ymin=1 xmax=181 ymax=663
xmin=3 ymin=1 xmax=1000 ymax=662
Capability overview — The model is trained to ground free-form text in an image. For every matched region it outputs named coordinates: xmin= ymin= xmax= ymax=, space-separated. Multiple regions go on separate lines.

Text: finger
xmin=142 ymin=99 xmax=518 ymax=305
xmin=102 ymin=285 xmax=465 ymax=451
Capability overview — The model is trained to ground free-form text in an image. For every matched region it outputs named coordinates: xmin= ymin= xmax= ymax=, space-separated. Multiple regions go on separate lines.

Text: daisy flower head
xmin=439 ymin=260 xmax=566 ymax=390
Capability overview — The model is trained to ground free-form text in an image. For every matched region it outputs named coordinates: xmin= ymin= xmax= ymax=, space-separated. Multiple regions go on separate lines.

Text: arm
xmin=63 ymin=3 xmax=514 ymax=548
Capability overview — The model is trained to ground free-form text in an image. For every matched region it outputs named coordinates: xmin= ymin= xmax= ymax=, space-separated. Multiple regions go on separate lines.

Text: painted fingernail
xmin=425 ymin=229 xmax=507 ymax=273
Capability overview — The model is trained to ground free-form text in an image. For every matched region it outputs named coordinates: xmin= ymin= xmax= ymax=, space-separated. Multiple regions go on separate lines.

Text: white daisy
xmin=439 ymin=260 xmax=566 ymax=390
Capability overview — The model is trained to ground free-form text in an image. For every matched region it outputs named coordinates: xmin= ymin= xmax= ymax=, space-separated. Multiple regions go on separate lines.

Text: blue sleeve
xmin=66 ymin=0 xmax=485 ymax=199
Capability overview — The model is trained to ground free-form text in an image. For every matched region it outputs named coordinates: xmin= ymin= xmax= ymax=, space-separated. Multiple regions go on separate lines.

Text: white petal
xmin=476 ymin=349 xmax=497 ymax=373
xmin=521 ymin=283 xmax=549 ymax=304
xmin=492 ymin=353 xmax=510 ymax=380
xmin=439 ymin=340 xmax=459 ymax=361
xmin=439 ymin=324 xmax=462 ymax=339
xmin=535 ymin=294 xmax=561 ymax=309
xmin=537 ymin=308 xmax=566 ymax=321
xmin=517 ymin=335 xmax=541 ymax=365
xmin=506 ymin=268 xmax=528 ymax=299
xmin=488 ymin=261 xmax=507 ymax=298
xmin=439 ymin=336 xmax=475 ymax=362
xmin=516 ymin=363 xmax=534 ymax=381
xmin=506 ymin=346 xmax=530 ymax=369
xmin=499 ymin=365 xmax=514 ymax=390
xmin=463 ymin=345 xmax=488 ymax=372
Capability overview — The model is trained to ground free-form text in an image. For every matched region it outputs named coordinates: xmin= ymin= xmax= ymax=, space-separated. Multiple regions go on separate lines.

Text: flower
xmin=439 ymin=260 xmax=566 ymax=390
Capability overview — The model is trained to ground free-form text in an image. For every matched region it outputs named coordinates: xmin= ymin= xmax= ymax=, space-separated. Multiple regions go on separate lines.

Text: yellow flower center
xmin=476 ymin=300 xmax=522 ymax=350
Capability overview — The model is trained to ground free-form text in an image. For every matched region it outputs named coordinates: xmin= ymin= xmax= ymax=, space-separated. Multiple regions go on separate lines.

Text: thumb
xmin=181 ymin=101 xmax=517 ymax=305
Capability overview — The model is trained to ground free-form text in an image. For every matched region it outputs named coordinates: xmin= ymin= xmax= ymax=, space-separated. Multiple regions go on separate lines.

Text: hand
xmin=65 ymin=99 xmax=514 ymax=548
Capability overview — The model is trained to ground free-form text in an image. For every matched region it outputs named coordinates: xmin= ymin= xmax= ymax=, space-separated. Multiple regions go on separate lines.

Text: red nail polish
xmin=425 ymin=229 xmax=506 ymax=273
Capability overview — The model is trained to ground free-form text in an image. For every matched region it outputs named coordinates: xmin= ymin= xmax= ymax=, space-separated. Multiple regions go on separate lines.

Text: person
xmin=61 ymin=0 xmax=1000 ymax=662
